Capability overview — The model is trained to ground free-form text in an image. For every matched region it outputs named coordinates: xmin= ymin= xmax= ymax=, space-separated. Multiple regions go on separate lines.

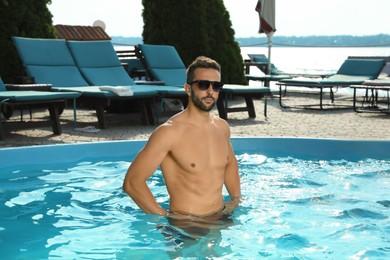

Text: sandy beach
xmin=1 ymin=91 xmax=389 ymax=149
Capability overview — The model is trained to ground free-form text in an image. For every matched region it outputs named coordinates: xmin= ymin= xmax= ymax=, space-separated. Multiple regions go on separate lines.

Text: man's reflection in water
xmin=158 ymin=207 xmax=237 ymax=258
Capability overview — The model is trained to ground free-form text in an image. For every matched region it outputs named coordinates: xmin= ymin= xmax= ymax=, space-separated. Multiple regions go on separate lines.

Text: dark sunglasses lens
xmin=212 ymin=82 xmax=224 ymax=91
xmin=197 ymin=80 xmax=210 ymax=90
xmin=197 ymin=80 xmax=223 ymax=91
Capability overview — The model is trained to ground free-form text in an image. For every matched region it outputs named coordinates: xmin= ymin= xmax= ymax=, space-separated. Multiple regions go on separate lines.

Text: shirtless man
xmin=122 ymin=56 xmax=241 ymax=221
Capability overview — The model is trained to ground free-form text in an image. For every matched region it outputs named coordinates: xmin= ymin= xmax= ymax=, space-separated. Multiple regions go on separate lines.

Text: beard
xmin=190 ymin=88 xmax=216 ymax=112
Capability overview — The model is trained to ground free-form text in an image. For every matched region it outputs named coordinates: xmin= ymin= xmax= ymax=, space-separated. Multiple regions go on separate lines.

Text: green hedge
xmin=0 ymin=0 xmax=56 ymax=82
xmin=142 ymin=0 xmax=247 ymax=85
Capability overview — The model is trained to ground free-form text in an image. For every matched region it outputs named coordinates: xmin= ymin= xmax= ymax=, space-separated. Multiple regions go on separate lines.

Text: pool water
xmin=1 ymin=151 xmax=389 ymax=259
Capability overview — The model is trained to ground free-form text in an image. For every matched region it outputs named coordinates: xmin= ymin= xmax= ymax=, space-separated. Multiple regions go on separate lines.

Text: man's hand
xmin=222 ymin=196 xmax=241 ymax=214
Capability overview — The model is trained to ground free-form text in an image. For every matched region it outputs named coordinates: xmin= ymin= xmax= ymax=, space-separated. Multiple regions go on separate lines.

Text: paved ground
xmin=1 ymin=92 xmax=389 ymax=148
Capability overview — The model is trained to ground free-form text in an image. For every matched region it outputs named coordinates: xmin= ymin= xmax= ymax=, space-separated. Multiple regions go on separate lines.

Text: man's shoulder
xmin=153 ymin=117 xmax=187 ymax=137
xmin=213 ymin=115 xmax=230 ymax=128
xmin=146 ymin=118 xmax=187 ymax=150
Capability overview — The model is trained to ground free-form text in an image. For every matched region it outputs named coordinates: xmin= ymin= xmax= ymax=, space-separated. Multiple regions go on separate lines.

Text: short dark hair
xmin=186 ymin=56 xmax=221 ymax=84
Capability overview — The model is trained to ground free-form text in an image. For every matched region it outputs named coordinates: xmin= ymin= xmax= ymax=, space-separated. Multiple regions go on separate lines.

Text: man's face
xmin=189 ymin=68 xmax=222 ymax=112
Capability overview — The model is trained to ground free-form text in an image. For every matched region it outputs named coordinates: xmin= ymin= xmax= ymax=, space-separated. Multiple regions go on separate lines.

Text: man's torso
xmin=160 ymin=117 xmax=230 ymax=215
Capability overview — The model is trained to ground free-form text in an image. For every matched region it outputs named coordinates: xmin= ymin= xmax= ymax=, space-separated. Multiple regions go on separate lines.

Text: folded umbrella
xmin=256 ymin=0 xmax=276 ymax=76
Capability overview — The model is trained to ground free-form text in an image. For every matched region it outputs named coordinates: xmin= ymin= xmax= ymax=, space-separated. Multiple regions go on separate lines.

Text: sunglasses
xmin=189 ymin=80 xmax=224 ymax=92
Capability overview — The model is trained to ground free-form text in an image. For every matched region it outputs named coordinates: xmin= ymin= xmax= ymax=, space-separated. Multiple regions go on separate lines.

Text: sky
xmin=48 ymin=0 xmax=390 ymax=38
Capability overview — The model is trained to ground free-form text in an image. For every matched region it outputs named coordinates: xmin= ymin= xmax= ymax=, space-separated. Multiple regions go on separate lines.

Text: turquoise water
xmin=1 ymin=151 xmax=389 ymax=259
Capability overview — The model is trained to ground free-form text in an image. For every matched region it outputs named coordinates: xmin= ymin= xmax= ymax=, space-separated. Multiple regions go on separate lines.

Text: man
xmin=123 ymin=56 xmax=241 ymax=221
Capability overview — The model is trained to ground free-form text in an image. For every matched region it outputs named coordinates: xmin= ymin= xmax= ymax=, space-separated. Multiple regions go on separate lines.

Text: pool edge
xmin=1 ymin=137 xmax=389 ymax=168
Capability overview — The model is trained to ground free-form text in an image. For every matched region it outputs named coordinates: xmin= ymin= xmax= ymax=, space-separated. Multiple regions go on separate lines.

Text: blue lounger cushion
xmin=53 ymin=86 xmax=158 ymax=98
xmin=67 ymin=40 xmax=136 ymax=86
xmin=0 ymin=90 xmax=80 ymax=101
xmin=0 ymin=78 xmax=7 ymax=92
xmin=151 ymin=69 xmax=186 ymax=87
xmin=0 ymin=77 xmax=80 ymax=101
xmin=13 ymin=37 xmax=74 ymax=65
xmin=336 ymin=58 xmax=385 ymax=77
xmin=12 ymin=37 xmax=89 ymax=87
xmin=78 ymin=67 xmax=135 ymax=86
xmin=138 ymin=44 xmax=186 ymax=86
xmin=27 ymin=66 xmax=89 ymax=87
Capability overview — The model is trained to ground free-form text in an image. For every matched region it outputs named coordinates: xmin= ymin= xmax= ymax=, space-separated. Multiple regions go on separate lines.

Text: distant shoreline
xmin=112 ymin=34 xmax=390 ymax=48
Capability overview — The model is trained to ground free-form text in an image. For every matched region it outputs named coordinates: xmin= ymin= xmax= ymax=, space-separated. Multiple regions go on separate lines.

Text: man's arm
xmin=222 ymin=120 xmax=241 ymax=211
xmin=218 ymin=120 xmax=241 ymax=203
xmin=224 ymin=141 xmax=241 ymax=199
xmin=122 ymin=127 xmax=171 ymax=216
xmin=222 ymin=140 xmax=241 ymax=214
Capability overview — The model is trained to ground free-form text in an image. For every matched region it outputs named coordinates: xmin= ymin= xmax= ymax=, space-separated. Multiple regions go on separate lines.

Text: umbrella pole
xmin=266 ymin=32 xmax=273 ymax=87
xmin=267 ymin=32 xmax=273 ymax=76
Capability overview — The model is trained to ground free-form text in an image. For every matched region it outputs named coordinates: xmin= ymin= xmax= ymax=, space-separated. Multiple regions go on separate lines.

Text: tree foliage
xmin=142 ymin=0 xmax=246 ymax=84
xmin=0 ymin=0 xmax=56 ymax=82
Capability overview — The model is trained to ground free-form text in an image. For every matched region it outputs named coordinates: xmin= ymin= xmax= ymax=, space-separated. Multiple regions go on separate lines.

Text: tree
xmin=0 ymin=0 xmax=56 ymax=82
xmin=142 ymin=0 xmax=246 ymax=84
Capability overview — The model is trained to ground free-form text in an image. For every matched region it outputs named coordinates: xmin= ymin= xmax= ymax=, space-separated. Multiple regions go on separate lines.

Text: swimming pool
xmin=1 ymin=138 xmax=389 ymax=259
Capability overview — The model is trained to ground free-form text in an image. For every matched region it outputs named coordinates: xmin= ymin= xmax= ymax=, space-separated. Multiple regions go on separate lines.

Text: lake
xmin=241 ymin=46 xmax=390 ymax=75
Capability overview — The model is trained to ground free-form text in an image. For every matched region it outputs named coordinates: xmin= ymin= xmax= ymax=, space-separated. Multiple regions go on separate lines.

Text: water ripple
xmin=286 ymin=194 xmax=335 ymax=205
xmin=265 ymin=233 xmax=312 ymax=250
xmin=335 ymin=208 xmax=387 ymax=219
xmin=377 ymin=200 xmax=390 ymax=208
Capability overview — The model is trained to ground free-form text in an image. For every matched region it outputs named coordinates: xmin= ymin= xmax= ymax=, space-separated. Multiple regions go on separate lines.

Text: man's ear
xmin=184 ymin=84 xmax=191 ymax=96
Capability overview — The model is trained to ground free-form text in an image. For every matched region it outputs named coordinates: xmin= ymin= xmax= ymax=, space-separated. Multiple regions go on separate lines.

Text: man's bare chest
xmin=169 ymin=135 xmax=229 ymax=173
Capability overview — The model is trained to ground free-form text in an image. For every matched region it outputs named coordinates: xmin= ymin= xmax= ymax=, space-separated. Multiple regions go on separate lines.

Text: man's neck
xmin=185 ymin=105 xmax=213 ymax=124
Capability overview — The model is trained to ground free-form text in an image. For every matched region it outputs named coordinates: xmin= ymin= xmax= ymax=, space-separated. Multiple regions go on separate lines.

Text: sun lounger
xmin=351 ymin=79 xmax=390 ymax=114
xmin=65 ymin=40 xmax=186 ymax=96
xmin=342 ymin=56 xmax=390 ymax=113
xmin=246 ymin=54 xmax=287 ymax=76
xmin=246 ymin=54 xmax=334 ymax=78
xmin=137 ymin=44 xmax=271 ymax=120
xmin=12 ymin=36 xmax=158 ymax=127
xmin=216 ymin=84 xmax=270 ymax=119
xmin=115 ymin=46 xmax=147 ymax=79
xmin=136 ymin=44 xmax=186 ymax=87
xmin=276 ymin=58 xmax=386 ymax=110
xmin=0 ymin=77 xmax=80 ymax=139
xmin=66 ymin=40 xmax=187 ymax=122
xmin=348 ymin=55 xmax=390 ymax=78
xmin=245 ymin=74 xmax=292 ymax=87
xmin=245 ymin=54 xmax=334 ymax=87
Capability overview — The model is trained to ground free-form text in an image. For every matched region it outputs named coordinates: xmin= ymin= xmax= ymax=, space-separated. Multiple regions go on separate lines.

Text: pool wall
xmin=1 ymin=137 xmax=389 ymax=169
